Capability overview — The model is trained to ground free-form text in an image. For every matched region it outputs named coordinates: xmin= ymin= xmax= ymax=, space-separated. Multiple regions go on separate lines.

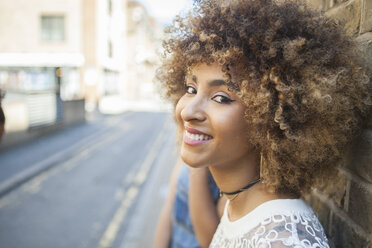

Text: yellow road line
xmin=97 ymin=120 xmax=169 ymax=248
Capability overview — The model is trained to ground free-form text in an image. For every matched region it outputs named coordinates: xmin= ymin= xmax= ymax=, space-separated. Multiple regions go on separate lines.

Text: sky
xmin=137 ymin=0 xmax=193 ymax=25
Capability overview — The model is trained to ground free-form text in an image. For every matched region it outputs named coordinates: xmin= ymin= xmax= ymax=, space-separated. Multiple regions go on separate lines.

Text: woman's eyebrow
xmin=208 ymin=79 xmax=226 ymax=87
xmin=189 ymin=75 xmax=226 ymax=87
xmin=191 ymin=75 xmax=198 ymax=84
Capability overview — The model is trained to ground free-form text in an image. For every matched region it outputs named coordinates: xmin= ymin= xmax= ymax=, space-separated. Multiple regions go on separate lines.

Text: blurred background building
xmin=99 ymin=0 xmax=165 ymax=113
xmin=0 ymin=0 xmax=165 ymax=149
xmin=124 ymin=1 xmax=163 ymax=105
xmin=0 ymin=0 xmax=85 ymax=136
xmin=83 ymin=0 xmax=127 ymax=113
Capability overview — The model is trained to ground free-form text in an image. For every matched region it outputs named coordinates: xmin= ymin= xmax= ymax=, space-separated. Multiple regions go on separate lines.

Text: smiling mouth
xmin=185 ymin=130 xmax=213 ymax=141
xmin=183 ymin=130 xmax=213 ymax=146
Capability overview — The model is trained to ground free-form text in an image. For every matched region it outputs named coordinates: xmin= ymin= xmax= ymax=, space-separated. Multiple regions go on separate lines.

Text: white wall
xmin=0 ymin=0 xmax=82 ymax=53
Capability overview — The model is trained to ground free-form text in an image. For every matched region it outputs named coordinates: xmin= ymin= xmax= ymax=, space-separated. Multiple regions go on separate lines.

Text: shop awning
xmin=0 ymin=53 xmax=85 ymax=67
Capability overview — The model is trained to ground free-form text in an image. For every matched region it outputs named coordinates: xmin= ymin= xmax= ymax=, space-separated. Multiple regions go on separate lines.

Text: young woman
xmin=156 ymin=0 xmax=371 ymax=247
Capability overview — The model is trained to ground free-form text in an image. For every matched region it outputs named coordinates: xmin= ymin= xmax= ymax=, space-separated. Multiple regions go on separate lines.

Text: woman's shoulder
xmin=210 ymin=199 xmax=329 ymax=247
xmin=221 ymin=199 xmax=315 ymax=230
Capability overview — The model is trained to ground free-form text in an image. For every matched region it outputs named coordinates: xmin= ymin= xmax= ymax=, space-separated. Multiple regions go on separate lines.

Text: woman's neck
xmin=208 ymin=151 xmax=260 ymax=194
xmin=208 ymin=152 xmax=293 ymax=221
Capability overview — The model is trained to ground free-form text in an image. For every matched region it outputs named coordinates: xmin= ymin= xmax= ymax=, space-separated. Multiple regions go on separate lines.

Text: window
xmin=108 ymin=41 xmax=113 ymax=58
xmin=108 ymin=0 xmax=113 ymax=15
xmin=41 ymin=16 xmax=65 ymax=41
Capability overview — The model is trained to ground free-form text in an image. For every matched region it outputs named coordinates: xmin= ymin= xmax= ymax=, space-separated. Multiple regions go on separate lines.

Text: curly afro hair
xmin=156 ymin=0 xmax=372 ymax=196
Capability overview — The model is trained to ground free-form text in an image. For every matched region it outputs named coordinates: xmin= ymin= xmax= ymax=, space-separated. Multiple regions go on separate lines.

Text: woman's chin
xmin=180 ymin=153 xmax=207 ymax=168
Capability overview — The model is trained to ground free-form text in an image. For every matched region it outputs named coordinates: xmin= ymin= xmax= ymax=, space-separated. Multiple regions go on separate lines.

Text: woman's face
xmin=175 ymin=63 xmax=254 ymax=169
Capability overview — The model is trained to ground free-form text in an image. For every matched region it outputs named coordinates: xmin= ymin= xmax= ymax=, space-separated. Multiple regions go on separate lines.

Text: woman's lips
xmin=185 ymin=126 xmax=209 ymax=135
xmin=183 ymin=127 xmax=213 ymax=146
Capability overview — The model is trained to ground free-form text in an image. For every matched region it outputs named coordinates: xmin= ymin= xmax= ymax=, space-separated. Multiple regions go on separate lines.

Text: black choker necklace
xmin=219 ymin=178 xmax=261 ymax=197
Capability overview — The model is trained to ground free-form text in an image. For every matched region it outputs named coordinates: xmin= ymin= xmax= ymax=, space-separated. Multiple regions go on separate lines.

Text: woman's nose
xmin=180 ymin=96 xmax=206 ymax=122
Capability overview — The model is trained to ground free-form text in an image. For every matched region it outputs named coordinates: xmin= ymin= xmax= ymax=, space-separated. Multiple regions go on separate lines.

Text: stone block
xmin=315 ymin=170 xmax=349 ymax=209
xmin=346 ymin=129 xmax=372 ymax=183
xmin=326 ymin=0 xmax=362 ymax=35
xmin=305 ymin=0 xmax=331 ymax=11
xmin=355 ymin=33 xmax=372 ymax=130
xmin=360 ymin=0 xmax=372 ymax=33
xmin=307 ymin=195 xmax=332 ymax=234
xmin=348 ymin=179 xmax=372 ymax=232
xmin=356 ymin=32 xmax=372 ymax=73
xmin=329 ymin=212 xmax=371 ymax=248
xmin=331 ymin=0 xmax=352 ymax=8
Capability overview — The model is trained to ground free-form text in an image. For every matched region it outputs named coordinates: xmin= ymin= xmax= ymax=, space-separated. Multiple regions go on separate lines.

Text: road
xmin=0 ymin=111 xmax=177 ymax=248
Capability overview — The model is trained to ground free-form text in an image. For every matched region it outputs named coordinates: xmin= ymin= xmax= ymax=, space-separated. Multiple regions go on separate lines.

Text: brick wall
xmin=304 ymin=0 xmax=372 ymax=247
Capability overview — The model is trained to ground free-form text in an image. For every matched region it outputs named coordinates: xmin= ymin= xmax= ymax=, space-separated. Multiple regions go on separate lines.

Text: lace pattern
xmin=210 ymin=200 xmax=329 ymax=248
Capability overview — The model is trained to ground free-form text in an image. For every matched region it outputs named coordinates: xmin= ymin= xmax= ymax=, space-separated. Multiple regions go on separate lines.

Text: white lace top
xmin=210 ymin=199 xmax=329 ymax=248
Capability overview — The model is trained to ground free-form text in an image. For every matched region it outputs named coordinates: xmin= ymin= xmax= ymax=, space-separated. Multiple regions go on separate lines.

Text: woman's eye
xmin=185 ymin=85 xmax=197 ymax=94
xmin=212 ymin=95 xmax=234 ymax=104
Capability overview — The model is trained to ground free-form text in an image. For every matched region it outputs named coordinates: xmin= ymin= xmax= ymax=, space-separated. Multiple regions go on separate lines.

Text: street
xmin=0 ymin=111 xmax=177 ymax=248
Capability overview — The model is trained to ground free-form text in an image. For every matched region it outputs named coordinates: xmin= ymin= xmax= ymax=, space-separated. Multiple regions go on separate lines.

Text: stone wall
xmin=304 ymin=0 xmax=372 ymax=247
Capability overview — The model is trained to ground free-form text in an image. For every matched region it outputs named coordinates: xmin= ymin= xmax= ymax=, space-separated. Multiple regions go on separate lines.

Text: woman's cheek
xmin=175 ymin=97 xmax=185 ymax=125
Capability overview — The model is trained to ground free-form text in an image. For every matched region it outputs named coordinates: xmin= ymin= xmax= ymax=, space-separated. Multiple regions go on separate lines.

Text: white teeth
xmin=185 ymin=130 xmax=212 ymax=141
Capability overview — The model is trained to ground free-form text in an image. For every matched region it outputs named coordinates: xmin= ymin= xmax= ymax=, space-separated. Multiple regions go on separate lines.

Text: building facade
xmin=0 ymin=0 xmax=129 ymax=148
xmin=0 ymin=0 xmax=84 ymax=131
xmin=122 ymin=0 xmax=167 ymax=112
xmin=83 ymin=0 xmax=127 ymax=112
